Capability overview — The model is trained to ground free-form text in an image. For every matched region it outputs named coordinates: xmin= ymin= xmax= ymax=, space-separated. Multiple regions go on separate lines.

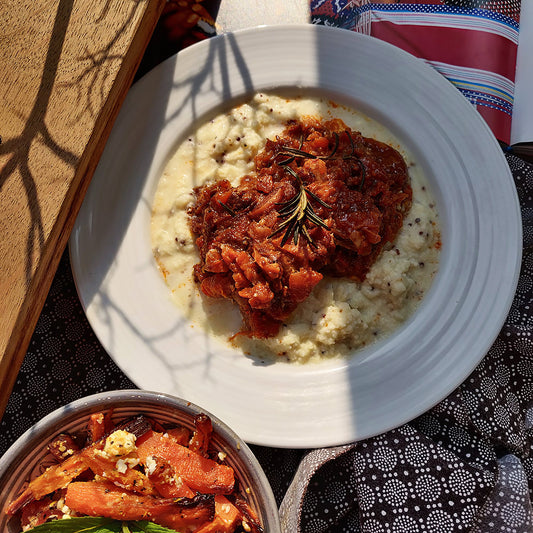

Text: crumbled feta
xmin=145 ymin=455 xmax=157 ymax=476
xmin=103 ymin=430 xmax=137 ymax=457
xmin=115 ymin=458 xmax=127 ymax=473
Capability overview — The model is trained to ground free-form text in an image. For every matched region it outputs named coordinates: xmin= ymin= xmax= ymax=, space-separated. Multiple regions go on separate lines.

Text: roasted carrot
xmin=65 ymin=481 xmax=215 ymax=532
xmin=136 ymin=431 xmax=235 ymax=494
xmin=80 ymin=445 xmax=157 ymax=496
xmin=7 ymin=412 xmax=259 ymax=533
xmin=194 ymin=495 xmax=242 ymax=533
xmin=6 ymin=454 xmax=88 ymax=515
xmin=87 ymin=411 xmax=113 ymax=443
xmin=7 ymin=420 xmax=152 ymax=514
xmin=146 ymin=455 xmax=196 ymax=498
xmin=189 ymin=414 xmax=213 ymax=457
xmin=166 ymin=425 xmax=192 ymax=446
xmin=19 ymin=493 xmax=66 ymax=530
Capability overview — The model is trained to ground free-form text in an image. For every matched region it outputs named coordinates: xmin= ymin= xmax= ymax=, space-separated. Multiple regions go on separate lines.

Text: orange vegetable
xmin=195 ymin=495 xmax=242 ymax=533
xmin=7 ymin=454 xmax=87 ymax=515
xmin=137 ymin=431 xmax=235 ymax=494
xmin=166 ymin=425 xmax=192 ymax=446
xmin=146 ymin=455 xmax=196 ymax=498
xmin=87 ymin=411 xmax=113 ymax=443
xmin=65 ymin=481 xmax=215 ymax=532
xmin=7 ymin=412 xmax=257 ymax=533
xmin=80 ymin=444 xmax=157 ymax=496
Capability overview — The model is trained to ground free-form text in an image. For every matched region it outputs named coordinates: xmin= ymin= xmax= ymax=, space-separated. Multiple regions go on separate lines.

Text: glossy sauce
xmin=188 ymin=118 xmax=412 ymax=339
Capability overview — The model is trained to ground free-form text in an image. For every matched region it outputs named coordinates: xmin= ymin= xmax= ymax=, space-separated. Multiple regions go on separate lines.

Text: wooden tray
xmin=0 ymin=0 xmax=165 ymax=417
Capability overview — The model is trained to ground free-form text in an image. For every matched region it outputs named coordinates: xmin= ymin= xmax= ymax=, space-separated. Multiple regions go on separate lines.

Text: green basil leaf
xmin=129 ymin=522 xmax=180 ymax=532
xmin=25 ymin=518 xmax=180 ymax=533
xmin=26 ymin=516 xmax=122 ymax=532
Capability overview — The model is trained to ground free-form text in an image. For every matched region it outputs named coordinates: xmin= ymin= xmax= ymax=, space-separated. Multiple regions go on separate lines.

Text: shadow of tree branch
xmin=0 ymin=0 xmax=76 ymax=285
xmin=63 ymin=0 xmax=146 ymax=124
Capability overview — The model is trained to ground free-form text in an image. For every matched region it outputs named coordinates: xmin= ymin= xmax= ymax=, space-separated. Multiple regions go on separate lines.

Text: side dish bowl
xmin=0 ymin=390 xmax=280 ymax=533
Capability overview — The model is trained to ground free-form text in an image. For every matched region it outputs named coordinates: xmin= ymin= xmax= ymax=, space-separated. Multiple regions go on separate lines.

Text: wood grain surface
xmin=0 ymin=0 xmax=165 ymax=416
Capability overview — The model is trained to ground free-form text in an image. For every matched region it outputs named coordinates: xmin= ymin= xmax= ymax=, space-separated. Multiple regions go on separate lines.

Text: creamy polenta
xmin=150 ymin=93 xmax=440 ymax=363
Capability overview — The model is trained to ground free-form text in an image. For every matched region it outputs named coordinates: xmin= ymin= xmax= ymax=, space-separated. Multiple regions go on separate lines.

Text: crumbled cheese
xmin=242 ymin=521 xmax=251 ymax=532
xmin=103 ymin=430 xmax=137 ymax=457
xmin=145 ymin=455 xmax=157 ymax=476
xmin=115 ymin=458 xmax=128 ymax=473
xmin=218 ymin=451 xmax=227 ymax=461
xmin=60 ymin=504 xmax=71 ymax=515
xmin=115 ymin=456 xmax=139 ymax=473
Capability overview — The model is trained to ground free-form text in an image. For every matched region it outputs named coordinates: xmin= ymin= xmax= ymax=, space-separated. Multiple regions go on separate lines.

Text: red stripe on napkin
xmin=371 ymin=22 xmax=518 ymax=81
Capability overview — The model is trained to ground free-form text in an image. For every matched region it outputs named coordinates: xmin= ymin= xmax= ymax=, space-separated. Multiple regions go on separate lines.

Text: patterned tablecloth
xmin=2 ymin=2 xmax=533 ymax=532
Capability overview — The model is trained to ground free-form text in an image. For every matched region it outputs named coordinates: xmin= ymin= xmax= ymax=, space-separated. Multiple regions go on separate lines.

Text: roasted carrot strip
xmin=147 ymin=456 xmax=195 ymax=498
xmin=6 ymin=454 xmax=88 ymax=515
xmin=79 ymin=446 xmax=157 ymax=496
xmin=137 ymin=431 xmax=234 ymax=494
xmin=194 ymin=495 xmax=242 ymax=533
xmin=8 ymin=419 xmax=152 ymax=514
xmin=189 ymin=414 xmax=213 ymax=457
xmin=87 ymin=412 xmax=113 ymax=443
xmin=65 ymin=481 xmax=215 ymax=532
xmin=166 ymin=425 xmax=192 ymax=446
xmin=19 ymin=493 xmax=66 ymax=531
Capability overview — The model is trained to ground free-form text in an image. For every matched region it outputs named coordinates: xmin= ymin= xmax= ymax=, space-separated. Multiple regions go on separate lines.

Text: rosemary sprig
xmin=268 ymin=129 xmax=369 ymax=247
xmin=217 ymin=199 xmax=236 ymax=216
xmin=276 ymin=130 xmax=366 ymax=190
xmin=268 ymin=169 xmax=331 ymax=247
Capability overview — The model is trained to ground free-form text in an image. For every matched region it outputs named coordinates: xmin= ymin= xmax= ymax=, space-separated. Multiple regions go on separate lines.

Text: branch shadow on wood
xmin=61 ymin=0 xmax=147 ymax=125
xmin=0 ymin=0 xmax=78 ymax=286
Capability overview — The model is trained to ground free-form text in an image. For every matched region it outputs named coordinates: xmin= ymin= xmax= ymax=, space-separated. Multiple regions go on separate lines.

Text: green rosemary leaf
xmin=282 ymin=165 xmax=300 ymax=180
xmin=217 ymin=200 xmax=236 ymax=216
xmin=293 ymin=223 xmax=300 ymax=245
xmin=301 ymin=225 xmax=317 ymax=248
xmin=306 ymin=211 xmax=330 ymax=230
xmin=305 ymin=188 xmax=331 ymax=209
xmin=278 ymin=147 xmax=318 ymax=159
xmin=276 ymin=155 xmax=295 ymax=165
xmin=277 ymin=202 xmax=300 ymax=216
xmin=345 ymin=129 xmax=355 ymax=157
xmin=357 ymin=159 xmax=366 ymax=190
xmin=280 ymin=217 xmax=299 ymax=247
xmin=323 ymin=131 xmax=339 ymax=159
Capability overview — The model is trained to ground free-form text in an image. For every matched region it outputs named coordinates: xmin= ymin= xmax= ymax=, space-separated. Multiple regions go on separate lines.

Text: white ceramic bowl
xmin=70 ymin=25 xmax=522 ymax=447
xmin=0 ymin=390 xmax=281 ymax=533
